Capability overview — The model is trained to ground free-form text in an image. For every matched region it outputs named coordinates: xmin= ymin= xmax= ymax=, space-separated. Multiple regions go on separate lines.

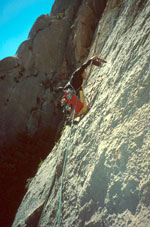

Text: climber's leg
xmin=77 ymin=90 xmax=88 ymax=117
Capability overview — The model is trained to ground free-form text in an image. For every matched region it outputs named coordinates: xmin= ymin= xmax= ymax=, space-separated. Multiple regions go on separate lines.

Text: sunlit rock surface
xmin=0 ymin=0 xmax=106 ymax=226
xmin=13 ymin=0 xmax=150 ymax=226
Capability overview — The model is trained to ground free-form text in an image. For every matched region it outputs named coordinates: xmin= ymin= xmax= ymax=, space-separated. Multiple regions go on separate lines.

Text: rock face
xmin=0 ymin=0 xmax=107 ymax=226
xmin=12 ymin=0 xmax=150 ymax=226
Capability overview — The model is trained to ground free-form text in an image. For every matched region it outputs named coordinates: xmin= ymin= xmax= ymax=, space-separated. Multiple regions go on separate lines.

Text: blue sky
xmin=0 ymin=0 xmax=55 ymax=60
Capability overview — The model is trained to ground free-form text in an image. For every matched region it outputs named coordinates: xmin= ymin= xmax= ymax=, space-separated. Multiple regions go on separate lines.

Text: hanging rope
xmin=57 ymin=99 xmax=78 ymax=227
xmin=37 ymin=99 xmax=77 ymax=227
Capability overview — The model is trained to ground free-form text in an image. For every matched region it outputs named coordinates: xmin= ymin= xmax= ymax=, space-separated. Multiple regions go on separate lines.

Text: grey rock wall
xmin=13 ymin=0 xmax=150 ymax=226
xmin=0 ymin=0 xmax=106 ymax=226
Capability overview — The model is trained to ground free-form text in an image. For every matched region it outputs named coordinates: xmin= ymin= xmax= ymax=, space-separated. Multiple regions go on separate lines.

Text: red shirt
xmin=64 ymin=92 xmax=84 ymax=113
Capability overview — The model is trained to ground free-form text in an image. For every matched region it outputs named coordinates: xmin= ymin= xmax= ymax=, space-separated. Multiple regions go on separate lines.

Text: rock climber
xmin=57 ymin=56 xmax=107 ymax=122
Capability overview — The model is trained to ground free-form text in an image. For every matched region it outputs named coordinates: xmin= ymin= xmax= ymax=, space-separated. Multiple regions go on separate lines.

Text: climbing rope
xmin=57 ymin=23 xmax=103 ymax=224
xmin=57 ymin=98 xmax=78 ymax=227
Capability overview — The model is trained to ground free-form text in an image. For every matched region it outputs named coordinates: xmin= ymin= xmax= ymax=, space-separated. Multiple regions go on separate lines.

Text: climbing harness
xmin=57 ymin=97 xmax=78 ymax=227
xmin=61 ymin=88 xmax=74 ymax=113
xmin=60 ymin=88 xmax=86 ymax=122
